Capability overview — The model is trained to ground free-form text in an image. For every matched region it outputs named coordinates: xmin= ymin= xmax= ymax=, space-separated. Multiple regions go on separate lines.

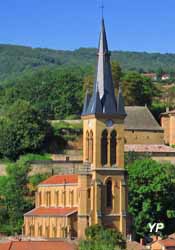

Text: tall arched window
xmin=101 ymin=130 xmax=108 ymax=165
xmin=89 ymin=131 xmax=93 ymax=163
xmin=86 ymin=131 xmax=89 ymax=161
xmin=38 ymin=225 xmax=42 ymax=237
xmin=46 ymin=191 xmax=51 ymax=207
xmin=55 ymin=191 xmax=59 ymax=207
xmin=110 ymin=130 xmax=117 ymax=166
xmin=106 ymin=179 xmax=112 ymax=208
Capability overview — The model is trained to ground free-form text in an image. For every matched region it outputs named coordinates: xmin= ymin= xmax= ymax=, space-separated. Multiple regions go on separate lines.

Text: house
xmin=143 ymin=73 xmax=157 ymax=81
xmin=151 ymin=239 xmax=175 ymax=250
xmin=124 ymin=106 xmax=164 ymax=145
xmin=160 ymin=109 xmax=175 ymax=145
xmin=0 ymin=240 xmax=75 ymax=250
xmin=161 ymin=74 xmax=170 ymax=81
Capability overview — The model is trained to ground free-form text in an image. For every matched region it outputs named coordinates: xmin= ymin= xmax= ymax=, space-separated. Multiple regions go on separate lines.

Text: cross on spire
xmin=100 ymin=2 xmax=104 ymax=18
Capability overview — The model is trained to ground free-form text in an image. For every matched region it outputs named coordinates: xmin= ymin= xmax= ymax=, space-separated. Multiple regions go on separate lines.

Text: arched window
xmin=46 ymin=191 xmax=51 ymax=207
xmin=46 ymin=226 xmax=49 ymax=238
xmin=86 ymin=131 xmax=89 ymax=161
xmin=55 ymin=191 xmax=59 ymax=207
xmin=106 ymin=179 xmax=112 ymax=208
xmin=69 ymin=190 xmax=74 ymax=207
xmin=101 ymin=130 xmax=108 ymax=165
xmin=38 ymin=225 xmax=42 ymax=237
xmin=89 ymin=131 xmax=93 ymax=163
xmin=30 ymin=225 xmax=35 ymax=237
xmin=53 ymin=226 xmax=57 ymax=238
xmin=110 ymin=130 xmax=117 ymax=166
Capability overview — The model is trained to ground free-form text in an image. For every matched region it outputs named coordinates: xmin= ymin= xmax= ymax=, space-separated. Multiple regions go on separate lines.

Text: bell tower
xmin=78 ymin=18 xmax=128 ymax=239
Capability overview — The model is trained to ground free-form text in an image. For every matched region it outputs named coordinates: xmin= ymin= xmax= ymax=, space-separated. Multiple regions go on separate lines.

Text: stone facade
xmin=124 ymin=130 xmax=164 ymax=145
xmin=161 ymin=109 xmax=175 ymax=145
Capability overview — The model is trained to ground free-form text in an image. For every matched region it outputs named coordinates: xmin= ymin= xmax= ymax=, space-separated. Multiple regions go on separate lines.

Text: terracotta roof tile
xmin=0 ymin=242 xmax=11 ymax=250
xmin=159 ymin=239 xmax=175 ymax=247
xmin=161 ymin=109 xmax=175 ymax=116
xmin=40 ymin=175 xmax=78 ymax=185
xmin=127 ymin=241 xmax=145 ymax=250
xmin=125 ymin=144 xmax=175 ymax=153
xmin=25 ymin=207 xmax=78 ymax=217
xmin=0 ymin=241 xmax=75 ymax=250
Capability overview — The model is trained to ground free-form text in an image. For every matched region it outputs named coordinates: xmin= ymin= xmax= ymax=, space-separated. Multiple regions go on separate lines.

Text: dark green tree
xmin=0 ymin=156 xmax=33 ymax=235
xmin=79 ymin=224 xmax=126 ymax=250
xmin=0 ymin=100 xmax=50 ymax=160
xmin=122 ymin=71 xmax=158 ymax=106
xmin=111 ymin=61 xmax=122 ymax=93
xmin=128 ymin=158 xmax=175 ymax=239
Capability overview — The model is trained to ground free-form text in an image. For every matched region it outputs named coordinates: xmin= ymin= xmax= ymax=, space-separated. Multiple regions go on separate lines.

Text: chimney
xmin=140 ymin=238 xmax=145 ymax=245
xmin=151 ymin=235 xmax=158 ymax=242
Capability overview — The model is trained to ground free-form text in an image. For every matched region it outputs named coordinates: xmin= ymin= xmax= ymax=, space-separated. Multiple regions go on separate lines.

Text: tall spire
xmin=82 ymin=18 xmax=126 ymax=117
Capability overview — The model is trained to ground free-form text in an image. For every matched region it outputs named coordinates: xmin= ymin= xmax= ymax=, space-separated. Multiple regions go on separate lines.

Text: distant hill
xmin=1 ymin=44 xmax=175 ymax=82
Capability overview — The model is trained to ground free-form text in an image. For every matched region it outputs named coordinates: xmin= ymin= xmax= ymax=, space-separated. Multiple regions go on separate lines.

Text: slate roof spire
xmin=82 ymin=18 xmax=126 ymax=117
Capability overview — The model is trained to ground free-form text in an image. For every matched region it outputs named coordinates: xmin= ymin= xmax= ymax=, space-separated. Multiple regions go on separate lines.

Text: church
xmin=23 ymin=18 xmax=128 ymax=239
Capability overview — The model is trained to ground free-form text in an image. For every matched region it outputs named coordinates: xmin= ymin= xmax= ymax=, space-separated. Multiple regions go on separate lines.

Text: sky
xmin=0 ymin=0 xmax=175 ymax=53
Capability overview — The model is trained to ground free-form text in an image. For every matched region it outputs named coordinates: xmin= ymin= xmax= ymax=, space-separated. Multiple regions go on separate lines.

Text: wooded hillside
xmin=1 ymin=44 xmax=175 ymax=82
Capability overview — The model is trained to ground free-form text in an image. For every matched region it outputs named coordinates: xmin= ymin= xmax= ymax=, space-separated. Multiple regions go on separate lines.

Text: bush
xmin=79 ymin=224 xmax=126 ymax=250
xmin=0 ymin=100 xmax=51 ymax=160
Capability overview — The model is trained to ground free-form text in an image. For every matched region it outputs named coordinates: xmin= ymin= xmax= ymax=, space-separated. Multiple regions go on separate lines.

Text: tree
xmin=122 ymin=71 xmax=158 ymax=106
xmin=83 ymin=75 xmax=94 ymax=95
xmin=0 ymin=67 xmax=84 ymax=120
xmin=0 ymin=100 xmax=51 ymax=160
xmin=0 ymin=156 xmax=33 ymax=235
xmin=111 ymin=61 xmax=122 ymax=93
xmin=128 ymin=158 xmax=175 ymax=239
xmin=79 ymin=224 xmax=126 ymax=250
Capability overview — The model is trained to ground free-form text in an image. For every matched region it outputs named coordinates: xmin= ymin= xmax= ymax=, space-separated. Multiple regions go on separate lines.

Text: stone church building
xmin=24 ymin=18 xmax=128 ymax=239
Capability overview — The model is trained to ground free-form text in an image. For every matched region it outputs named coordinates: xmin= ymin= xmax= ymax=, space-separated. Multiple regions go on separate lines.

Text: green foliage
xmin=128 ymin=158 xmax=175 ymax=239
xmin=29 ymin=173 xmax=50 ymax=187
xmin=0 ymin=156 xmax=33 ymax=235
xmin=111 ymin=61 xmax=123 ymax=92
xmin=125 ymin=152 xmax=150 ymax=166
xmin=79 ymin=224 xmax=126 ymax=250
xmin=1 ymin=45 xmax=175 ymax=82
xmin=122 ymin=72 xmax=158 ymax=106
xmin=0 ymin=100 xmax=51 ymax=160
xmin=52 ymin=121 xmax=82 ymax=142
xmin=0 ymin=67 xmax=84 ymax=120
xmin=19 ymin=153 xmax=52 ymax=162
xmin=0 ymin=154 xmax=50 ymax=235
xmin=150 ymin=102 xmax=167 ymax=121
